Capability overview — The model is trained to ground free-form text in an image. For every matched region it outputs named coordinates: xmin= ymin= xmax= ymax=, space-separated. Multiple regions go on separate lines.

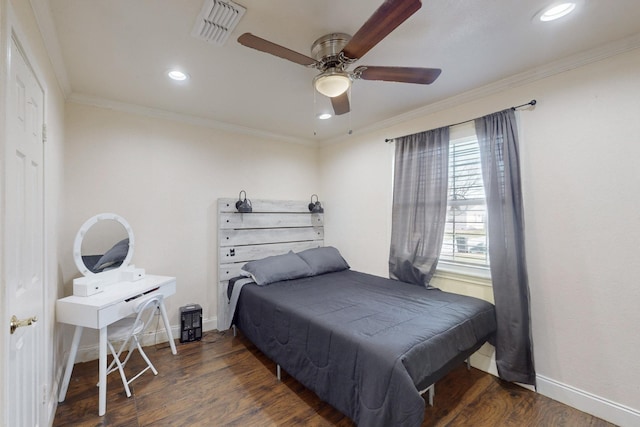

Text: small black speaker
xmin=180 ymin=304 xmax=202 ymax=343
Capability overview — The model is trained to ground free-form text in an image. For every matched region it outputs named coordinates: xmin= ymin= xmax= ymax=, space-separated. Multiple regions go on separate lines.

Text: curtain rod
xmin=384 ymin=99 xmax=537 ymax=142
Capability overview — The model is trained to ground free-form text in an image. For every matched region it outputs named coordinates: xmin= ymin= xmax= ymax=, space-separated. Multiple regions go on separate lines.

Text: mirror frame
xmin=73 ymin=213 xmax=135 ymax=276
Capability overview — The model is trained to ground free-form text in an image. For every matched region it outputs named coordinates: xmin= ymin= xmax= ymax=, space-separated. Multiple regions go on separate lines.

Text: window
xmin=439 ymin=125 xmax=489 ymax=270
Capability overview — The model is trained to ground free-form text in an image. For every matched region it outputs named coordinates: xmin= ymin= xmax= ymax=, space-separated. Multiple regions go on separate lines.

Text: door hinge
xmin=42 ymin=123 xmax=47 ymax=143
xmin=42 ymin=383 xmax=48 ymax=405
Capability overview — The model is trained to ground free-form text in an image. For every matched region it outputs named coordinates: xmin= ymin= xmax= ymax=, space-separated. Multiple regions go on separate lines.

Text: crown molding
xmin=321 ymin=32 xmax=640 ymax=146
xmin=29 ymin=0 xmax=312 ymax=146
xmin=29 ymin=0 xmax=640 ymax=148
xmin=68 ymin=93 xmax=318 ymax=147
xmin=30 ymin=0 xmax=71 ymax=97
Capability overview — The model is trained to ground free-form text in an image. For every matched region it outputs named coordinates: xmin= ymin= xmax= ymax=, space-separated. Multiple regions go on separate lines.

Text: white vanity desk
xmin=57 ymin=274 xmax=177 ymax=415
xmin=57 ymin=212 xmax=178 ymax=416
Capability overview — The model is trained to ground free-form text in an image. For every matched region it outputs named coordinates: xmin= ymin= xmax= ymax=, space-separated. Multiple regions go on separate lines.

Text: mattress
xmin=234 ymin=269 xmax=496 ymax=427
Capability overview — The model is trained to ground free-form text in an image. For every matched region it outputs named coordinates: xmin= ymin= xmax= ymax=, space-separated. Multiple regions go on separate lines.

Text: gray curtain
xmin=389 ymin=127 xmax=449 ymax=286
xmin=475 ymin=109 xmax=535 ymax=385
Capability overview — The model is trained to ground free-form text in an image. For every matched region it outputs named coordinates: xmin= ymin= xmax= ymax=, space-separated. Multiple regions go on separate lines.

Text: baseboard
xmin=469 ymin=348 xmax=639 ymax=425
xmin=469 ymin=342 xmax=499 ymax=377
xmin=469 ymin=344 xmax=535 ymax=394
xmin=537 ymin=374 xmax=640 ymax=427
xmin=203 ymin=316 xmax=217 ymax=333
xmin=141 ymin=317 xmax=217 ymax=345
xmin=72 ymin=316 xmax=218 ymax=362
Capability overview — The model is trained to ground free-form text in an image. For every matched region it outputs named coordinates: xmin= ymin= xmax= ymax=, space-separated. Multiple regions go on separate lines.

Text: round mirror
xmin=73 ymin=213 xmax=134 ymax=276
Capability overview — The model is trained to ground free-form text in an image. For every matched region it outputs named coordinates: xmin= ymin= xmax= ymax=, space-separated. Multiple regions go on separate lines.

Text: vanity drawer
xmin=97 ymin=282 xmax=175 ymax=328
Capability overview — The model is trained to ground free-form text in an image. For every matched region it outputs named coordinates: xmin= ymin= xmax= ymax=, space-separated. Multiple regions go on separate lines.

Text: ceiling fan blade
xmin=354 ymin=66 xmax=441 ymax=84
xmin=237 ymin=33 xmax=317 ymax=67
xmin=331 ymin=92 xmax=350 ymax=116
xmin=341 ymin=0 xmax=422 ymax=60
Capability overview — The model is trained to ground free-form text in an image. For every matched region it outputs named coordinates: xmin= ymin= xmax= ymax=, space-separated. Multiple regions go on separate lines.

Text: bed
xmin=217 ymin=198 xmax=496 ymax=426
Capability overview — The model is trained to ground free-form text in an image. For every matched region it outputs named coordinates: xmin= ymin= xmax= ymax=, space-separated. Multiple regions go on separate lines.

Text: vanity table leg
xmin=98 ymin=326 xmax=107 ymax=416
xmin=158 ymin=300 xmax=177 ymax=355
xmin=58 ymin=325 xmax=83 ymax=402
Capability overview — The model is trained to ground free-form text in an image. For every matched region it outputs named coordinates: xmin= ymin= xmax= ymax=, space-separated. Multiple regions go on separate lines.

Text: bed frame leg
xmin=428 ymin=384 xmax=434 ymax=406
xmin=232 ymin=325 xmax=237 ymax=337
xmin=466 ymin=358 xmax=471 ymax=370
xmin=276 ymin=364 xmax=281 ymax=381
xmin=419 ymin=384 xmax=435 ymax=406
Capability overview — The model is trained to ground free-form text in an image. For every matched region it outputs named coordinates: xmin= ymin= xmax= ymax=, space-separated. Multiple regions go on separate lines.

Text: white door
xmin=5 ymin=35 xmax=45 ymax=427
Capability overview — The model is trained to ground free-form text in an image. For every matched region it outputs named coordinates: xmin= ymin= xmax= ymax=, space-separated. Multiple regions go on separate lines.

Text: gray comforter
xmin=234 ymin=270 xmax=496 ymax=427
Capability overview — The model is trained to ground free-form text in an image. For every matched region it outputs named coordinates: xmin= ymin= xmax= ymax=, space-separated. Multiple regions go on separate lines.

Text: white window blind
xmin=439 ymin=131 xmax=489 ymax=268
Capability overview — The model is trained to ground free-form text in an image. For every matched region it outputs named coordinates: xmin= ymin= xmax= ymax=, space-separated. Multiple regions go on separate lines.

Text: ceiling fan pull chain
xmin=348 ymin=87 xmax=353 ymax=135
xmin=313 ymin=87 xmax=317 ymax=136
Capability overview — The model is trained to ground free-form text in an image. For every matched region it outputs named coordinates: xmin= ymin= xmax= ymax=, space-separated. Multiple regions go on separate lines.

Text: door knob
xmin=10 ymin=315 xmax=37 ymax=335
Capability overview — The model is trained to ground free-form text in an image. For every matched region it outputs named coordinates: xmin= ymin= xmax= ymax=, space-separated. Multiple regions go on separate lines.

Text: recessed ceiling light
xmin=317 ymin=113 xmax=332 ymax=120
xmin=167 ymin=70 xmax=189 ymax=81
xmin=539 ymin=2 xmax=576 ymax=21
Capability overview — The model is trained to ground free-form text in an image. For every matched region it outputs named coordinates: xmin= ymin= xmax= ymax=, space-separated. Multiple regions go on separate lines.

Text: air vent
xmin=191 ymin=0 xmax=246 ymax=46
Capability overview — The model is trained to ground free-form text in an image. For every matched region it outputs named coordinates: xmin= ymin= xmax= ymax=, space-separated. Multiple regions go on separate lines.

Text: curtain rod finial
xmin=512 ymin=99 xmax=537 ymax=110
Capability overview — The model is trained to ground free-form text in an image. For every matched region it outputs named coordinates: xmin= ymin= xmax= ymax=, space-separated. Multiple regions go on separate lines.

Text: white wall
xmin=320 ymin=133 xmax=395 ymax=277
xmin=0 ymin=0 xmax=66 ymax=424
xmin=60 ymin=102 xmax=319 ymax=349
xmin=319 ymin=48 xmax=640 ymax=425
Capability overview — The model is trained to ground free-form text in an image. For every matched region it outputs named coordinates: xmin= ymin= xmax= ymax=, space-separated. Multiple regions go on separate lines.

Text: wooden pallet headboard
xmin=217 ymin=198 xmax=324 ymax=329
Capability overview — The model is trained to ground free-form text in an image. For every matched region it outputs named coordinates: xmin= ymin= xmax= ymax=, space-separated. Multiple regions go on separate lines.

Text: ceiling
xmin=45 ymin=0 xmax=640 ymax=143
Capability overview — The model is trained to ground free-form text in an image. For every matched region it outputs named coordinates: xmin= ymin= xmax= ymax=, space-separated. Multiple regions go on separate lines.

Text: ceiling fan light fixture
xmin=314 ymin=70 xmax=351 ymax=98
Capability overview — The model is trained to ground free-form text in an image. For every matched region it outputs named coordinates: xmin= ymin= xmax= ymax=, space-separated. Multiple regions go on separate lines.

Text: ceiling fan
xmin=237 ymin=0 xmax=441 ymax=116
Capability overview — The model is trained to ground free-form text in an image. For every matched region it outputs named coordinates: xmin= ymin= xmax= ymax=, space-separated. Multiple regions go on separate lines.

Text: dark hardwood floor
xmin=53 ymin=331 xmax=616 ymax=426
